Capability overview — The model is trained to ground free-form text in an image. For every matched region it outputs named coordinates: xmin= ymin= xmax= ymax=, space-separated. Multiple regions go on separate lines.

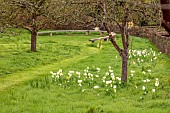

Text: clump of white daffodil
xmin=49 ymin=49 xmax=162 ymax=99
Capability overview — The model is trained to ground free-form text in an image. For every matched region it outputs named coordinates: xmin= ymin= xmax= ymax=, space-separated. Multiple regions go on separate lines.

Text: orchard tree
xmin=3 ymin=0 xmax=68 ymax=51
xmin=160 ymin=0 xmax=170 ymax=36
xmin=71 ymin=0 xmax=158 ymax=83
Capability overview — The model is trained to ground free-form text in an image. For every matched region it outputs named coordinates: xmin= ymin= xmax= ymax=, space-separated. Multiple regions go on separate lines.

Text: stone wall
xmin=131 ymin=27 xmax=170 ymax=56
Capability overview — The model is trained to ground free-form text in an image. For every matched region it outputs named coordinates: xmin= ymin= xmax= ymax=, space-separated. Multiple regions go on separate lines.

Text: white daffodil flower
xmin=152 ymin=89 xmax=156 ymax=93
xmin=96 ymin=68 xmax=100 ymax=71
xmin=153 ymin=57 xmax=157 ymax=60
xmin=142 ymin=71 xmax=146 ymax=75
xmin=78 ymin=83 xmax=82 ymax=87
xmin=94 ymin=86 xmax=99 ymax=89
xmin=68 ymin=73 xmax=72 ymax=77
xmin=110 ymin=73 xmax=114 ymax=76
xmin=142 ymin=86 xmax=146 ymax=90
xmin=59 ymin=69 xmax=62 ymax=73
xmin=146 ymin=79 xmax=150 ymax=82
xmin=106 ymin=72 xmax=109 ymax=76
xmin=156 ymin=78 xmax=159 ymax=81
xmin=106 ymin=80 xmax=112 ymax=85
xmin=111 ymin=75 xmax=115 ymax=80
xmin=82 ymin=89 xmax=85 ymax=92
xmin=56 ymin=75 xmax=59 ymax=78
xmin=148 ymin=70 xmax=151 ymax=73
xmin=109 ymin=70 xmax=113 ymax=73
xmin=76 ymin=71 xmax=81 ymax=75
xmin=143 ymin=80 xmax=146 ymax=83
xmin=57 ymin=71 xmax=60 ymax=75
xmin=144 ymin=92 xmax=147 ymax=95
xmin=78 ymin=80 xmax=82 ymax=83
xmin=95 ymin=75 xmax=99 ymax=78
xmin=91 ymin=78 xmax=94 ymax=81
xmin=131 ymin=70 xmax=135 ymax=73
xmin=114 ymin=89 xmax=116 ymax=93
xmin=50 ymin=71 xmax=54 ymax=74
xmin=116 ymin=77 xmax=121 ymax=81
xmin=155 ymin=81 xmax=159 ymax=87
xmin=69 ymin=71 xmax=74 ymax=74
xmin=50 ymin=71 xmax=57 ymax=76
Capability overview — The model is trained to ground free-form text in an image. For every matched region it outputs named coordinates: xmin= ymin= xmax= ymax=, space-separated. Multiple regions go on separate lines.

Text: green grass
xmin=0 ymin=29 xmax=170 ymax=113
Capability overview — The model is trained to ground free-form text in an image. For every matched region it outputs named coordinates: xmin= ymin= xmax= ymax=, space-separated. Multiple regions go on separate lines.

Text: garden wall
xmin=132 ymin=27 xmax=170 ymax=56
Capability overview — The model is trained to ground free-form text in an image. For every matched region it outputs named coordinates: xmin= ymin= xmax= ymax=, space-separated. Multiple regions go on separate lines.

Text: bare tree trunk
xmin=120 ymin=25 xmax=129 ymax=83
xmin=160 ymin=0 xmax=170 ymax=36
xmin=31 ymin=29 xmax=37 ymax=52
xmin=121 ymin=50 xmax=128 ymax=83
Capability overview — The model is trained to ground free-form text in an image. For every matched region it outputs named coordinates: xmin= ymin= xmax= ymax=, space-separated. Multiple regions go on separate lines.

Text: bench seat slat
xmin=89 ymin=36 xmax=109 ymax=42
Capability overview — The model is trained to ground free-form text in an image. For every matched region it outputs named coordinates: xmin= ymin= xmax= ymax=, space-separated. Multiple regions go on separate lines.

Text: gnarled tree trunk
xmin=160 ymin=0 xmax=170 ymax=36
xmin=31 ymin=28 xmax=37 ymax=52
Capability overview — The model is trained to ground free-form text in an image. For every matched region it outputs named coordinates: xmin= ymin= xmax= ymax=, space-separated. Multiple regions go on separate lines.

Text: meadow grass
xmin=0 ymin=29 xmax=170 ymax=113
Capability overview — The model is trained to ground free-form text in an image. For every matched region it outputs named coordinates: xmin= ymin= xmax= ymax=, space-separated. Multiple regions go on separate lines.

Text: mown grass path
xmin=0 ymin=47 xmax=99 ymax=91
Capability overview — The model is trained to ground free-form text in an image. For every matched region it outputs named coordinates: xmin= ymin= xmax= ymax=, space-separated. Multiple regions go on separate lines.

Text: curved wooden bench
xmin=37 ymin=30 xmax=107 ymax=36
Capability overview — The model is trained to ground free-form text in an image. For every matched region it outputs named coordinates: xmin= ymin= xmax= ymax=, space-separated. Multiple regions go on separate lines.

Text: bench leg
xmin=86 ymin=31 xmax=90 ymax=35
xmin=104 ymin=38 xmax=108 ymax=41
xmin=50 ymin=32 xmax=53 ymax=36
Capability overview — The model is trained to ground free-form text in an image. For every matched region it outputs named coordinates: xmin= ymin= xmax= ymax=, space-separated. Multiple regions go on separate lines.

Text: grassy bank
xmin=0 ymin=29 xmax=170 ymax=113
